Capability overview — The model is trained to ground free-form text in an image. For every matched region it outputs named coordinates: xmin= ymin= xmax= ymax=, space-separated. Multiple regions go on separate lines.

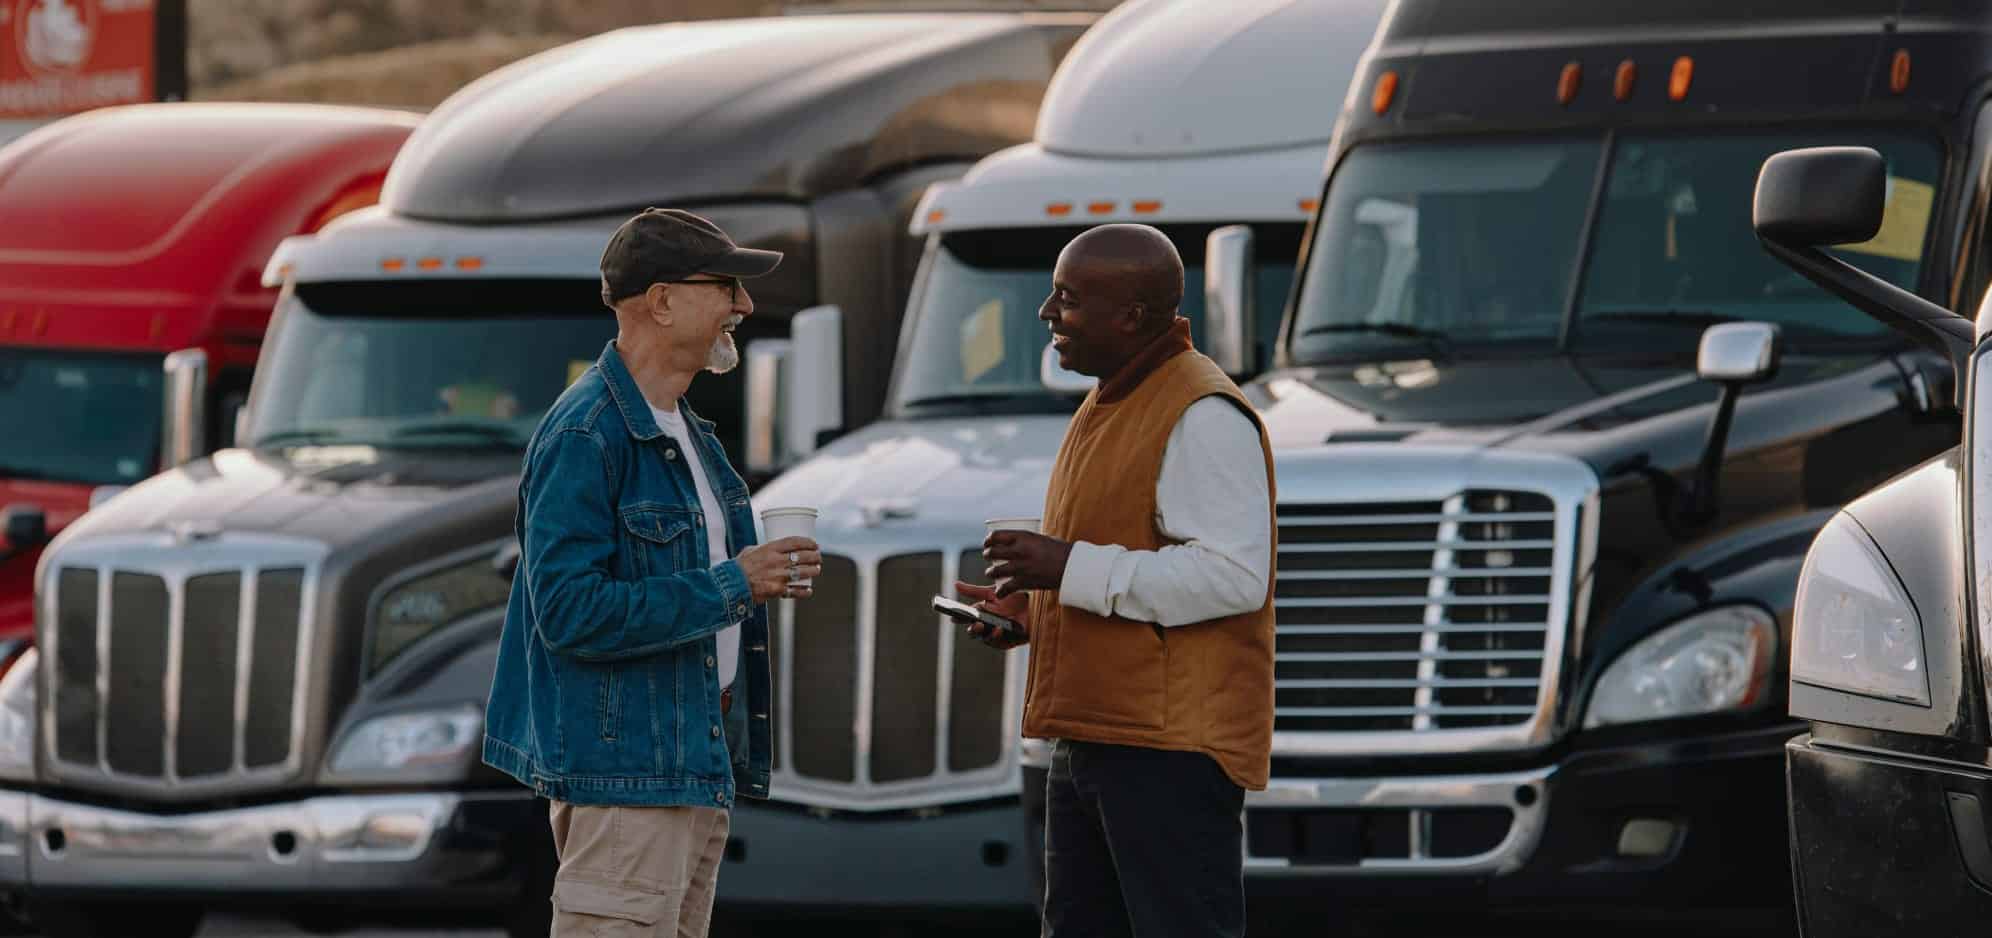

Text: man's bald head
xmin=1041 ymin=224 xmax=1189 ymax=379
xmin=1056 ymin=224 xmax=1185 ymax=334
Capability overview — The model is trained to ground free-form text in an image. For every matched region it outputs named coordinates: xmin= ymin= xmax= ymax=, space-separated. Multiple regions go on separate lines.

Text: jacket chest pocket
xmin=620 ymin=506 xmax=698 ymax=577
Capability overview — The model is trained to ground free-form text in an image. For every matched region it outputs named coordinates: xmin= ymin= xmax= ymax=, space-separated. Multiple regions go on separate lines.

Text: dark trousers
xmin=1042 ymin=739 xmax=1246 ymax=938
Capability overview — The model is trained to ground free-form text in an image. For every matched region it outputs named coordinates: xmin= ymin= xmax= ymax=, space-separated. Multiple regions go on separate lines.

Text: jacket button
xmin=714 ymin=792 xmax=726 ymax=805
xmin=666 ymin=449 xmax=679 ymax=461
xmin=705 ymin=655 xmax=716 ymax=668
xmin=711 ymin=725 xmax=721 ymax=738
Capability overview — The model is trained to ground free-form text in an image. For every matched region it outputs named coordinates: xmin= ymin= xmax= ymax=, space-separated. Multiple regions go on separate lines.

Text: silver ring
xmin=789 ymin=551 xmax=799 ymax=564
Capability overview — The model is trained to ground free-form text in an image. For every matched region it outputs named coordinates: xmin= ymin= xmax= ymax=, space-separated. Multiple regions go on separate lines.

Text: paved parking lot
xmin=189 ymin=905 xmax=1796 ymax=938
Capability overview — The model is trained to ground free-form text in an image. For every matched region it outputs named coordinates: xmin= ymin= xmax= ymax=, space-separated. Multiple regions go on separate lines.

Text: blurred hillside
xmin=190 ymin=0 xmax=1121 ymax=109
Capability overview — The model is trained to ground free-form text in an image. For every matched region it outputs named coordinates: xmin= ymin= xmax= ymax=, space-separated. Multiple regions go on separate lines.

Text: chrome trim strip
xmin=853 ymin=560 xmax=878 ymax=786
xmin=1267 ymin=445 xmax=1601 ymax=757
xmin=234 ymin=571 xmax=257 ymax=774
xmin=38 ymin=532 xmax=331 ymax=797
xmin=0 ymin=790 xmax=533 ymax=891
xmin=1243 ymin=766 xmax=1555 ymax=876
xmin=935 ymin=550 xmax=958 ymax=772
xmin=163 ymin=571 xmax=185 ymax=780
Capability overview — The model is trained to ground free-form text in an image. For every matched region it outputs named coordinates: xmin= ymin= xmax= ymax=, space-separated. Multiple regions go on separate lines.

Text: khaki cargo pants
xmin=548 ymin=802 xmax=730 ymax=937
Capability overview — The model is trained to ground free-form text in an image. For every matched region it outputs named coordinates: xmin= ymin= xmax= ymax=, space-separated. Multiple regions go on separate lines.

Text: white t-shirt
xmin=650 ymin=401 xmax=739 ymax=690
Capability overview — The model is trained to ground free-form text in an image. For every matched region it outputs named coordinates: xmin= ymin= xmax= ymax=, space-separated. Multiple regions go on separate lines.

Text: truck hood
xmin=753 ymin=415 xmax=1071 ymax=550
xmin=765 ymin=350 xmax=1909 ymax=547
xmin=1249 ymin=352 xmax=1905 ymax=469
xmin=56 ymin=445 xmax=518 ymax=552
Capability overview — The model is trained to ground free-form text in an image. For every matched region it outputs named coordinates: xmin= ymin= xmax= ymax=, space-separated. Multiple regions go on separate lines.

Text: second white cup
xmin=761 ymin=506 xmax=819 ymax=589
xmin=984 ymin=517 xmax=1041 ymax=592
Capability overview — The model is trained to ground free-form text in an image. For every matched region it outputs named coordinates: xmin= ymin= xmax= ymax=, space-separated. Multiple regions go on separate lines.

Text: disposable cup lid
xmin=760 ymin=506 xmax=818 ymax=518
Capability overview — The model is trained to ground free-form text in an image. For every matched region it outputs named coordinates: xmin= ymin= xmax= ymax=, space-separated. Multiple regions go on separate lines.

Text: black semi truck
xmin=1222 ymin=0 xmax=1973 ymax=926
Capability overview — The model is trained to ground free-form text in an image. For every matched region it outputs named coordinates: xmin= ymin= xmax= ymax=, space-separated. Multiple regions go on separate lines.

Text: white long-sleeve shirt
xmin=1057 ymin=396 xmax=1273 ymax=626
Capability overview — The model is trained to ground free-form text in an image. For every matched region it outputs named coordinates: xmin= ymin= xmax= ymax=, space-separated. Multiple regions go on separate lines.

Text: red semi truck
xmin=0 ymin=103 xmax=417 ymax=642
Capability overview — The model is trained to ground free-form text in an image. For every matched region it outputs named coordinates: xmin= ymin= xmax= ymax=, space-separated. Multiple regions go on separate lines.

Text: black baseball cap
xmin=599 ymin=207 xmax=784 ymax=304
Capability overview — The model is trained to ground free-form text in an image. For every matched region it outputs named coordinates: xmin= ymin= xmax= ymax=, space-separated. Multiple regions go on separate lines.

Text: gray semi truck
xmin=0 ymin=13 xmax=1090 ymax=937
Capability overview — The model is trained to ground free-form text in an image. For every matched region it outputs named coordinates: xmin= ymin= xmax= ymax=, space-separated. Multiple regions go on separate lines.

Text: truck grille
xmin=1274 ymin=491 xmax=1558 ymax=735
xmin=41 ymin=536 xmax=323 ymax=796
xmin=773 ymin=549 xmax=1017 ymax=810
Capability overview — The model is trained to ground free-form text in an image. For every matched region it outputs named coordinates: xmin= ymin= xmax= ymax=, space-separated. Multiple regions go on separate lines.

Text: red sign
xmin=0 ymin=0 xmax=155 ymax=119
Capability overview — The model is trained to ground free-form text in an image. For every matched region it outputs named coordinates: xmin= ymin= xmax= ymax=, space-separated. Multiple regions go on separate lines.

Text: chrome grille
xmin=1274 ymin=491 xmax=1559 ymax=737
xmin=773 ymin=549 xmax=1021 ymax=811
xmin=39 ymin=533 xmax=325 ymax=796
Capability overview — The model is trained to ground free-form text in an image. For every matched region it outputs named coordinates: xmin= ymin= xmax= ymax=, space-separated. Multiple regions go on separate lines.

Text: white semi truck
xmin=747 ymin=0 xmax=1388 ymax=909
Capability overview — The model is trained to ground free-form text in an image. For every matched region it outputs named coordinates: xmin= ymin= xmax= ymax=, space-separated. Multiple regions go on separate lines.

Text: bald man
xmin=954 ymin=224 xmax=1276 ymax=938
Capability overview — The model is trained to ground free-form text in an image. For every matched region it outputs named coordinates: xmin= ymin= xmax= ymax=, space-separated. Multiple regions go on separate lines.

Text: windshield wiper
xmin=252 ymin=428 xmax=349 ymax=448
xmin=1299 ymin=322 xmax=1455 ymax=358
xmin=1583 ymin=310 xmax=1740 ymax=327
xmin=899 ymin=391 xmax=1077 ymax=414
xmin=389 ymin=420 xmax=525 ymax=446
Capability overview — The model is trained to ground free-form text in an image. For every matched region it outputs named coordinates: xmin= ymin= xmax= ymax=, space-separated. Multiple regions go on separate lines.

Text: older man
xmin=957 ymin=224 xmax=1275 ymax=938
xmin=484 ymin=208 xmax=823 ymax=938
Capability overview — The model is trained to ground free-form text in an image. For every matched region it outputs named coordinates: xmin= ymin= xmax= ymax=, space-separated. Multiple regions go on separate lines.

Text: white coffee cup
xmin=760 ymin=506 xmax=819 ymax=589
xmin=984 ymin=517 xmax=1041 ymax=592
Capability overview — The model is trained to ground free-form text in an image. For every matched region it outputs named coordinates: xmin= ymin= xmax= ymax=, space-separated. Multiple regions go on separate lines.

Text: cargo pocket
xmin=1053 ymin=617 xmax=1167 ymax=731
xmin=551 ymin=879 xmax=676 ymax=937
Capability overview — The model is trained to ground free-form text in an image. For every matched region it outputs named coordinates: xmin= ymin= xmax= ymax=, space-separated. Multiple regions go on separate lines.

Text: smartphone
xmin=932 ymin=595 xmax=1025 ymax=643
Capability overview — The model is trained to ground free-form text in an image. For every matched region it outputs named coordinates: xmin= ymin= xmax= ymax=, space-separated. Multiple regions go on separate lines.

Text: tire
xmin=29 ymin=900 xmax=203 ymax=938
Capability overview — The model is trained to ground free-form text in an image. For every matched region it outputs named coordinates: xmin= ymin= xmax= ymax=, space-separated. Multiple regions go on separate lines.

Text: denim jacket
xmin=483 ymin=340 xmax=772 ymax=808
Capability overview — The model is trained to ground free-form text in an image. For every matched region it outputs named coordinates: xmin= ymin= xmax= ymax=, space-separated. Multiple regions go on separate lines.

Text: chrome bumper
xmin=0 ymin=789 xmax=532 ymax=893
xmin=1243 ymin=767 xmax=1555 ymax=877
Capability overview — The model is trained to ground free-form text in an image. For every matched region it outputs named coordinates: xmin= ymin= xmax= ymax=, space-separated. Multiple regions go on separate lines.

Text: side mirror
xmin=1040 ymin=343 xmax=1097 ymax=394
xmin=743 ymin=305 xmax=845 ymax=478
xmin=1 ymin=505 xmax=46 ymax=552
xmin=784 ymin=305 xmax=844 ymax=462
xmin=1204 ymin=225 xmax=1257 ymax=376
xmin=160 ymin=348 xmax=209 ymax=470
xmin=1753 ymin=146 xmax=1971 ymax=406
xmin=744 ymin=339 xmax=791 ymax=477
xmin=1753 ymin=146 xmax=1886 ymax=247
xmin=1659 ymin=322 xmax=1784 ymax=536
xmin=1697 ymin=321 xmax=1782 ymax=384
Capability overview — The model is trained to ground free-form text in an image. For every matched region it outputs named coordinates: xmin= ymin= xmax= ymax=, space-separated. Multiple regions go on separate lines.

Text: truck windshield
xmin=1290 ymin=129 xmax=1941 ymax=363
xmin=245 ymin=280 xmax=617 ymax=450
xmin=891 ymin=224 xmax=1302 ymax=417
xmin=0 ymin=349 xmax=161 ymax=486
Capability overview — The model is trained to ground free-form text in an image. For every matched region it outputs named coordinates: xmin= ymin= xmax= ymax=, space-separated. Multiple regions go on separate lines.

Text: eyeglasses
xmin=670 ymin=276 xmax=741 ymax=305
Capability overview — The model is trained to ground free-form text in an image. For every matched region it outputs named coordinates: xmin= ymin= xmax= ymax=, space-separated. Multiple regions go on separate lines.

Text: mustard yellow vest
xmin=1022 ymin=347 xmax=1277 ymax=790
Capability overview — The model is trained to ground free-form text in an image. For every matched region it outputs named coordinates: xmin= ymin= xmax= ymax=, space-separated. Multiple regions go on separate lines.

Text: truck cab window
xmin=0 ymin=349 xmax=162 ymax=485
xmin=1294 ymin=130 xmax=1941 ymax=366
xmin=1292 ymin=138 xmax=1603 ymax=362
xmin=245 ymin=280 xmax=617 ymax=450
xmin=893 ymin=224 xmax=1300 ymax=416
xmin=1573 ymin=131 xmax=1938 ymax=352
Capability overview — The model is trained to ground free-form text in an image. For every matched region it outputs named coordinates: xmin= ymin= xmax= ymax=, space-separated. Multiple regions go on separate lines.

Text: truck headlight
xmin=370 ymin=552 xmax=511 ymax=675
xmin=326 ymin=705 xmax=481 ymax=781
xmin=1584 ymin=605 xmax=1776 ymax=728
xmin=0 ymin=648 xmax=35 ymax=782
xmin=1789 ymin=513 xmax=1930 ymax=706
